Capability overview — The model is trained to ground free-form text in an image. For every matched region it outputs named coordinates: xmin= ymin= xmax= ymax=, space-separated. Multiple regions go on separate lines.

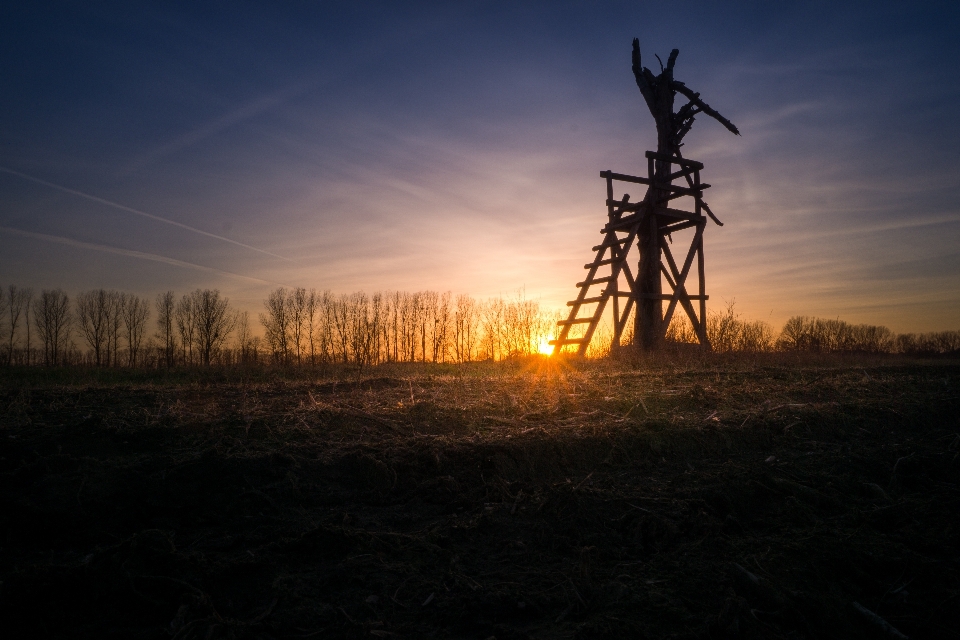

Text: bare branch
xmin=631 ymin=39 xmax=653 ymax=100
xmin=671 ymin=81 xmax=740 ymax=136
xmin=666 ymin=49 xmax=679 ymax=74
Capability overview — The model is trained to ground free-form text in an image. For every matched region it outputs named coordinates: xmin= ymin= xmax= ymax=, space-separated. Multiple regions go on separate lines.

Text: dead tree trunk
xmin=629 ymin=39 xmax=738 ymax=350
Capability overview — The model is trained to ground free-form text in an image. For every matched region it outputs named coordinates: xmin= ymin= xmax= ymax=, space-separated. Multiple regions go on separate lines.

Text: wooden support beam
xmin=660 ymin=220 xmax=699 ymax=234
xmin=600 ymin=170 xmax=650 ymax=186
xmin=666 ymin=166 xmax=699 ymax=181
xmin=604 ymin=201 xmax=702 ymax=218
xmin=660 ymin=224 xmax=704 ymax=333
xmin=636 ymin=293 xmax=709 ymax=300
xmin=604 ymin=208 xmax=702 ymax=232
xmin=576 ymin=276 xmax=614 ymax=287
xmin=601 ymin=173 xmax=710 ymax=196
xmin=644 ymin=151 xmax=703 ymax=169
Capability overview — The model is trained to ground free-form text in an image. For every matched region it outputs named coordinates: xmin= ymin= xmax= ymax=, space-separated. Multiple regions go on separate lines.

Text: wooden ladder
xmin=550 ymin=192 xmax=645 ymax=356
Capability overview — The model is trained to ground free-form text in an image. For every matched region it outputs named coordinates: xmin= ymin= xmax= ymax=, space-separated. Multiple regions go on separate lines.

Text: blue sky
xmin=2 ymin=1 xmax=958 ymax=332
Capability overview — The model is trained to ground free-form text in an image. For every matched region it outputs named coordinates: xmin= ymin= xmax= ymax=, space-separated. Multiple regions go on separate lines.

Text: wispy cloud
xmin=0 ymin=166 xmax=291 ymax=261
xmin=120 ymin=78 xmax=318 ymax=176
xmin=0 ymin=225 xmax=281 ymax=286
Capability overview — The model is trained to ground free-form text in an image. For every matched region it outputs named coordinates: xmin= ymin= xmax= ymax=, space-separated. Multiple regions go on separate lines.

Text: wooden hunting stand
xmin=551 ymin=39 xmax=738 ymax=355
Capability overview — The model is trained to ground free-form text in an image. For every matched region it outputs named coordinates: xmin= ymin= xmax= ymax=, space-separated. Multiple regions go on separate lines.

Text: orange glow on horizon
xmin=538 ymin=336 xmax=554 ymax=356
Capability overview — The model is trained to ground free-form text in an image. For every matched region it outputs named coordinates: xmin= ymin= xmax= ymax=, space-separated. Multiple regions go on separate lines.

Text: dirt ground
xmin=1 ymin=356 xmax=958 ymax=639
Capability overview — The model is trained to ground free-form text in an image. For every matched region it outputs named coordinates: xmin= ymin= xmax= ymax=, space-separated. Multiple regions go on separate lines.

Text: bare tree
xmin=175 ymin=294 xmax=196 ymax=365
xmin=235 ymin=310 xmax=252 ymax=364
xmin=260 ymin=287 xmax=290 ymax=364
xmin=370 ymin=292 xmax=384 ymax=365
xmin=189 ymin=289 xmax=235 ymax=366
xmin=23 ymin=289 xmax=34 ymax=365
xmin=432 ymin=292 xmax=451 ymax=362
xmin=156 ymin=291 xmax=176 ymax=367
xmin=33 ymin=289 xmax=71 ymax=366
xmin=289 ymin=287 xmax=308 ymax=366
xmin=481 ymin=297 xmax=506 ymax=360
xmin=388 ymin=291 xmax=402 ymax=362
xmin=0 ymin=287 xmax=7 ymax=364
xmin=106 ymin=291 xmax=123 ymax=367
xmin=5 ymin=286 xmax=32 ymax=365
xmin=76 ymin=289 xmax=111 ymax=366
xmin=121 ymin=293 xmax=150 ymax=367
xmin=332 ymin=293 xmax=351 ymax=363
xmin=304 ymin=289 xmax=320 ymax=366
xmin=453 ymin=294 xmax=478 ymax=363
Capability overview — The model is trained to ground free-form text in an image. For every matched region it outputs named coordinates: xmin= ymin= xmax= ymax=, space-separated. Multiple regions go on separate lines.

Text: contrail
xmin=0 ymin=225 xmax=282 ymax=286
xmin=122 ymin=79 xmax=316 ymax=174
xmin=0 ymin=166 xmax=291 ymax=261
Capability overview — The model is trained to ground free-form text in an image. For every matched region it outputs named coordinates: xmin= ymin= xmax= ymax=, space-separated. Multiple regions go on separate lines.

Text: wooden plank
xmin=578 ymin=292 xmax=610 ymax=355
xmin=644 ymin=151 xmax=703 ymax=169
xmin=567 ymin=296 xmax=605 ymax=306
xmin=666 ymin=166 xmax=698 ymax=181
xmin=660 ymin=220 xmax=699 ymax=235
xmin=591 ymin=238 xmax=629 ymax=251
xmin=697 ymin=233 xmax=709 ymax=348
xmin=557 ymin=318 xmax=593 ymax=326
xmin=576 ymin=275 xmax=614 ymax=287
xmin=604 ymin=200 xmax=647 ymax=213
xmin=585 ymin=257 xmax=621 ymax=268
xmin=605 ymin=200 xmax=702 ymax=217
xmin=604 ymin=208 xmax=701 ymax=232
xmin=615 ymin=296 xmax=634 ymax=337
xmin=620 ymin=258 xmax=637 ymax=290
xmin=637 ymin=293 xmax=709 ymax=300
xmin=606 ymin=183 xmax=707 ymax=198
xmin=600 ymin=170 xmax=650 ymax=186
xmin=606 ymin=172 xmax=615 ymax=221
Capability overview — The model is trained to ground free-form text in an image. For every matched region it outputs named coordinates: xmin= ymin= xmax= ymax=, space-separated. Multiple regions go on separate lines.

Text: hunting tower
xmin=551 ymin=39 xmax=739 ymax=355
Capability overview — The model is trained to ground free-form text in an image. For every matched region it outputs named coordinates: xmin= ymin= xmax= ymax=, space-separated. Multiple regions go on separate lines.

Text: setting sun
xmin=538 ymin=336 xmax=555 ymax=355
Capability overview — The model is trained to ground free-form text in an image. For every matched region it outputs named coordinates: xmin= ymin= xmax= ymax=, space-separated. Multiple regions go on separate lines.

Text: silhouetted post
xmin=630 ymin=39 xmax=738 ymax=350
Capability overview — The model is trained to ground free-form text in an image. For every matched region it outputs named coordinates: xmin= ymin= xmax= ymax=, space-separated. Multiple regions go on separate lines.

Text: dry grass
xmin=1 ymin=355 xmax=958 ymax=638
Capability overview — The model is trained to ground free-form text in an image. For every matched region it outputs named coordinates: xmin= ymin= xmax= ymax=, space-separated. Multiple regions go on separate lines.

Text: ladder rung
xmin=576 ymin=276 xmax=613 ymax=287
xmin=591 ymin=238 xmax=629 ymax=251
xmin=557 ymin=318 xmax=594 ymax=326
xmin=549 ymin=338 xmax=588 ymax=345
xmin=567 ymin=296 xmax=605 ymax=306
xmin=585 ymin=258 xmax=620 ymax=268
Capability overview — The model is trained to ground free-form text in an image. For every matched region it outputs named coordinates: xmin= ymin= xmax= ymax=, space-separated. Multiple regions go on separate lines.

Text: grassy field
xmin=1 ymin=355 xmax=958 ymax=639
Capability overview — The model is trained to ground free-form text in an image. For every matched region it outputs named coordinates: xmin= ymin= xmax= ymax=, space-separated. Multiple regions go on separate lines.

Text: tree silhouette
xmin=33 ymin=289 xmax=71 ymax=366
xmin=189 ymin=289 xmax=235 ymax=366
xmin=631 ymin=38 xmax=739 ymax=160
xmin=121 ymin=293 xmax=150 ymax=367
xmin=76 ymin=289 xmax=111 ymax=366
xmin=155 ymin=291 xmax=176 ymax=368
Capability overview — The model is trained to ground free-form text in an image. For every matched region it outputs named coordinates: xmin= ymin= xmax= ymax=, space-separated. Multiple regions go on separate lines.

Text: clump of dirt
xmin=1 ymin=358 xmax=958 ymax=638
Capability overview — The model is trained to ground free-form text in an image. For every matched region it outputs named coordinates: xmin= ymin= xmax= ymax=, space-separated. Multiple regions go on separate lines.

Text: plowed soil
xmin=1 ymin=357 xmax=958 ymax=639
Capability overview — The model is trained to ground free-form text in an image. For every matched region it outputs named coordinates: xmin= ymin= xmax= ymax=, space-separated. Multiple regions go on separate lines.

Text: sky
xmin=1 ymin=1 xmax=959 ymax=333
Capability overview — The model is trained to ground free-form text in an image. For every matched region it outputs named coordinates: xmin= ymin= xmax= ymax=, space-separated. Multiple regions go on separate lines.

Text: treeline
xmin=0 ymin=285 xmax=558 ymax=368
xmin=2 ymin=285 xmax=957 ymax=367
xmin=663 ymin=304 xmax=960 ymax=356
xmin=255 ymin=289 xmax=557 ymax=367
